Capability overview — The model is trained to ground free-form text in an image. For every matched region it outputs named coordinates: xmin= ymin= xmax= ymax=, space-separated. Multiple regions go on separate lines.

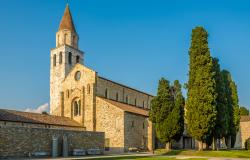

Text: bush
xmin=245 ymin=138 xmax=250 ymax=150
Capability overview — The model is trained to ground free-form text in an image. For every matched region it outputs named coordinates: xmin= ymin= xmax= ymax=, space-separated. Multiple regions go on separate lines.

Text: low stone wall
xmin=0 ymin=125 xmax=104 ymax=158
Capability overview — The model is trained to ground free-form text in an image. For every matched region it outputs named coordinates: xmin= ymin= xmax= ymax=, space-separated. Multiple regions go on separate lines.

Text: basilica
xmin=1 ymin=4 xmax=250 ymax=158
xmin=50 ymin=4 xmax=154 ymax=153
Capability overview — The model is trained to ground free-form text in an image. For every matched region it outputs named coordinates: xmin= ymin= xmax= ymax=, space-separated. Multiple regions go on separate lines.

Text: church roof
xmin=240 ymin=116 xmax=250 ymax=122
xmin=58 ymin=4 xmax=76 ymax=32
xmin=0 ymin=109 xmax=82 ymax=127
xmin=99 ymin=97 xmax=149 ymax=117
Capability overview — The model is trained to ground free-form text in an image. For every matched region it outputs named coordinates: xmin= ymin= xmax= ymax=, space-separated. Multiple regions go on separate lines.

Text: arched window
xmin=68 ymin=52 xmax=72 ymax=64
xmin=142 ymin=101 xmax=145 ymax=108
xmin=76 ymin=55 xmax=80 ymax=63
xmin=59 ymin=52 xmax=62 ymax=64
xmin=105 ymin=89 xmax=108 ymax=98
xmin=53 ymin=54 xmax=56 ymax=67
xmin=74 ymin=101 xmax=78 ymax=116
xmin=73 ymin=99 xmax=81 ymax=116
xmin=116 ymin=92 xmax=119 ymax=101
xmin=87 ymin=84 xmax=91 ymax=94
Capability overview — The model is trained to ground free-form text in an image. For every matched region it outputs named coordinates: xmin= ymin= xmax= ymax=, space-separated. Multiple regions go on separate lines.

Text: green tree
xmin=186 ymin=26 xmax=217 ymax=150
xmin=212 ymin=58 xmax=230 ymax=150
xmin=239 ymin=106 xmax=249 ymax=116
xmin=149 ymin=78 xmax=184 ymax=150
xmin=221 ymin=70 xmax=240 ymax=148
xmin=172 ymin=80 xmax=185 ymax=142
xmin=230 ymin=77 xmax=240 ymax=147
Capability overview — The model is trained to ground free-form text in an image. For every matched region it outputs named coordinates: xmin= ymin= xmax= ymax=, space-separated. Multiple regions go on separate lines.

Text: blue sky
xmin=0 ymin=0 xmax=249 ymax=111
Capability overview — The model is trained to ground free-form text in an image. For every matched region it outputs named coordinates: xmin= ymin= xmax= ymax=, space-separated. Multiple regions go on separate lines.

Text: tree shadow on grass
xmin=89 ymin=156 xmax=154 ymax=160
xmin=156 ymin=149 xmax=184 ymax=156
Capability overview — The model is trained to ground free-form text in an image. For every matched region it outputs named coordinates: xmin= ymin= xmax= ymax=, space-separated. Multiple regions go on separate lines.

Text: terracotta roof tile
xmin=58 ymin=4 xmax=76 ymax=32
xmin=99 ymin=97 xmax=149 ymax=117
xmin=0 ymin=109 xmax=82 ymax=127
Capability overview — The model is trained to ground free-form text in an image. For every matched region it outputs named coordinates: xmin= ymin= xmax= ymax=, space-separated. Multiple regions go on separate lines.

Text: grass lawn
xmin=155 ymin=149 xmax=250 ymax=158
xmin=84 ymin=149 xmax=250 ymax=160
xmin=92 ymin=156 xmax=206 ymax=160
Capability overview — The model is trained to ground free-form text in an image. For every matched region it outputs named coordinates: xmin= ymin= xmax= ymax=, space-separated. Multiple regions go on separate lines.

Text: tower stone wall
xmin=50 ymin=45 xmax=83 ymax=115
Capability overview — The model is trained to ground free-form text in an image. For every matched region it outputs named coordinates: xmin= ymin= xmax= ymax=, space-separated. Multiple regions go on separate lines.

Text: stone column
xmin=60 ymin=92 xmax=64 ymax=117
xmin=147 ymin=119 xmax=154 ymax=152
xmin=81 ymin=86 xmax=85 ymax=128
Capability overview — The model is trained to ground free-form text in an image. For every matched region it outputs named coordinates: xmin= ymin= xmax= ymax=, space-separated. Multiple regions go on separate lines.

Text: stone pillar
xmin=52 ymin=136 xmax=58 ymax=157
xmin=60 ymin=92 xmax=64 ymax=117
xmin=62 ymin=135 xmax=68 ymax=157
xmin=147 ymin=119 xmax=154 ymax=152
xmin=81 ymin=86 xmax=85 ymax=127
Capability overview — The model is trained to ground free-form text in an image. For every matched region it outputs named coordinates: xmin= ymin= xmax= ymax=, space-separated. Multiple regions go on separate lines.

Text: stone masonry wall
xmin=0 ymin=121 xmax=85 ymax=131
xmin=97 ymin=77 xmax=153 ymax=110
xmin=124 ymin=112 xmax=149 ymax=151
xmin=0 ymin=125 xmax=104 ymax=158
xmin=50 ymin=45 xmax=84 ymax=116
xmin=95 ymin=97 xmax=125 ymax=153
xmin=235 ymin=121 xmax=250 ymax=149
xmin=61 ymin=64 xmax=97 ymax=131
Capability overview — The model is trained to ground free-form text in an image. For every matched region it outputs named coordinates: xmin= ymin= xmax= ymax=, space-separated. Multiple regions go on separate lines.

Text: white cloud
xmin=24 ymin=103 xmax=49 ymax=114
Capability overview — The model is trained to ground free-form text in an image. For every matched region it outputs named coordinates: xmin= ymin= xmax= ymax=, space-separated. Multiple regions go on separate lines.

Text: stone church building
xmin=1 ymin=4 xmax=250 ymax=158
xmin=50 ymin=4 xmax=154 ymax=153
xmin=0 ymin=4 xmax=154 ymax=157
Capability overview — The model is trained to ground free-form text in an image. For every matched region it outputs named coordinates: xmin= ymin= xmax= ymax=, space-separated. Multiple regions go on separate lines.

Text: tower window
xmin=53 ymin=54 xmax=56 ymax=67
xmin=68 ymin=52 xmax=72 ymax=64
xmin=76 ymin=55 xmax=80 ymax=63
xmin=73 ymin=35 xmax=75 ymax=46
xmin=64 ymin=34 xmax=67 ymax=44
xmin=59 ymin=52 xmax=62 ymax=64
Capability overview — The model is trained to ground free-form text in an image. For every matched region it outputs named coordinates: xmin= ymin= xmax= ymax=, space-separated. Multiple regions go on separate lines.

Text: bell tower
xmin=50 ymin=4 xmax=84 ymax=115
xmin=56 ymin=4 xmax=79 ymax=49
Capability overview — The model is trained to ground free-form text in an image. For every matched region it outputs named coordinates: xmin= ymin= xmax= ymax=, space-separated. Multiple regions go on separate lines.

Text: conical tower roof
xmin=58 ymin=4 xmax=76 ymax=32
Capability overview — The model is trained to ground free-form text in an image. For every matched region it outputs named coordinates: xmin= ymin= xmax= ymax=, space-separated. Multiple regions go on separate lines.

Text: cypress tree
xmin=221 ymin=70 xmax=240 ymax=148
xmin=212 ymin=58 xmax=229 ymax=150
xmin=172 ymin=80 xmax=185 ymax=142
xmin=186 ymin=26 xmax=217 ymax=150
xmin=230 ymin=77 xmax=240 ymax=147
xmin=149 ymin=78 xmax=184 ymax=150
xmin=149 ymin=78 xmax=172 ymax=124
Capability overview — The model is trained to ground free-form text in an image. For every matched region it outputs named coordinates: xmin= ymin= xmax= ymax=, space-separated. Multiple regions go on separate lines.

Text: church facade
xmin=50 ymin=4 xmax=154 ymax=153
